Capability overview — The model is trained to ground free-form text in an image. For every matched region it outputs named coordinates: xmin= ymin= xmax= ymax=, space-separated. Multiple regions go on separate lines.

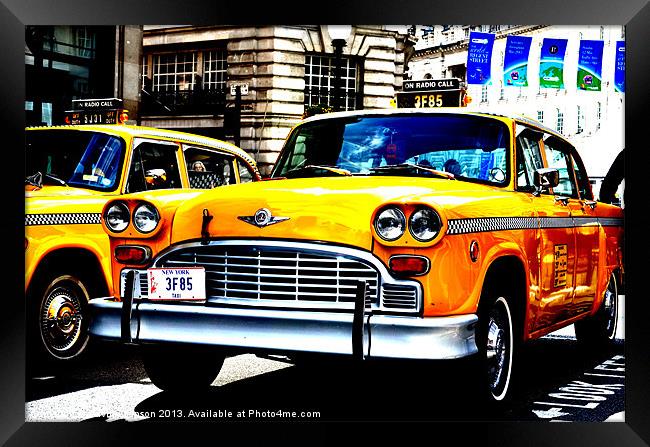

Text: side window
xmin=543 ymin=139 xmax=578 ymax=199
xmin=237 ymin=161 xmax=256 ymax=183
xmin=516 ymin=129 xmax=545 ymax=192
xmin=570 ymin=152 xmax=593 ymax=200
xmin=125 ymin=140 xmax=182 ymax=193
xmin=184 ymin=146 xmax=236 ymax=189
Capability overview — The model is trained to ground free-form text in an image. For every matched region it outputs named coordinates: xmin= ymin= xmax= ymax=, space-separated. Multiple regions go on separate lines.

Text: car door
xmin=542 ymin=137 xmax=597 ymax=320
xmin=516 ymin=127 xmax=576 ymax=330
xmin=564 ymin=141 xmax=601 ymax=316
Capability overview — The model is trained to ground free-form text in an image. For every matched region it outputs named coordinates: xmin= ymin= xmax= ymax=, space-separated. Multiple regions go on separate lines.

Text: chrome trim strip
xmin=88 ymin=298 xmax=477 ymax=360
xmin=447 ymin=215 xmax=622 ymax=235
xmin=152 ymin=240 xmax=423 ymax=313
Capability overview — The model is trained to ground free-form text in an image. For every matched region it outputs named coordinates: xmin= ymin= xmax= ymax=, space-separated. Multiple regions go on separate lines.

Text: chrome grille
xmin=120 ymin=269 xmax=149 ymax=298
xmin=157 ymin=245 xmax=379 ymax=307
xmin=381 ymin=284 xmax=418 ymax=309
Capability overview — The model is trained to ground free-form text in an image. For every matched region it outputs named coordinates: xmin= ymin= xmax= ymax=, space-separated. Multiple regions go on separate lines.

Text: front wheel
xmin=141 ymin=344 xmax=226 ymax=392
xmin=476 ymin=295 xmax=516 ymax=404
xmin=35 ymin=274 xmax=91 ymax=362
xmin=575 ymin=273 xmax=619 ymax=347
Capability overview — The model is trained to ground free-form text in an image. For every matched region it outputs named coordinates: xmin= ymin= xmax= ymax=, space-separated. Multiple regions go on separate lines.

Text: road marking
xmin=532 ymin=407 xmax=570 ymax=419
xmin=531 ymin=354 xmax=625 ymax=421
xmin=584 ymin=373 xmax=625 ymax=378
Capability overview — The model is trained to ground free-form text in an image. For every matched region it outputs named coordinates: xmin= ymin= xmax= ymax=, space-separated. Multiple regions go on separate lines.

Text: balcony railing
xmin=141 ymin=88 xmax=227 ymax=116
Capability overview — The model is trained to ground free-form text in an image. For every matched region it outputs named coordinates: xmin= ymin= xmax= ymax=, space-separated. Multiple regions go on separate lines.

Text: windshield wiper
xmin=369 ymin=163 xmax=456 ymax=179
xmin=43 ymin=173 xmax=68 ymax=186
xmin=284 ymin=164 xmax=352 ymax=178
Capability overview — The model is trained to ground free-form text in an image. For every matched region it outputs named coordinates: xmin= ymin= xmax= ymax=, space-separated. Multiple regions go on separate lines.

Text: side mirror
xmin=533 ymin=168 xmax=559 ymax=196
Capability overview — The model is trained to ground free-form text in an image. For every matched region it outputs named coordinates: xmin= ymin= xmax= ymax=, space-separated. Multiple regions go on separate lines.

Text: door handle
xmin=584 ymin=200 xmax=598 ymax=210
xmin=554 ymin=196 xmax=569 ymax=206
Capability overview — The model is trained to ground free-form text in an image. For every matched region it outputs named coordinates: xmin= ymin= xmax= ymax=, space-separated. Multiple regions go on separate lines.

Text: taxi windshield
xmin=272 ymin=114 xmax=510 ymax=185
xmin=26 ymin=130 xmax=126 ymax=191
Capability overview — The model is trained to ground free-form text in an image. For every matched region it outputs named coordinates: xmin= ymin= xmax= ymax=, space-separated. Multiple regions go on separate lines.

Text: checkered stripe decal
xmin=599 ymin=217 xmax=624 ymax=227
xmin=25 ymin=213 xmax=101 ymax=226
xmin=447 ymin=217 xmax=538 ymax=235
xmin=447 ymin=216 xmax=619 ymax=235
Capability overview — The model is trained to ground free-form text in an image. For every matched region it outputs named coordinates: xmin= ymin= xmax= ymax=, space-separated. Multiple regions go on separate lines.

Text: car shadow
xmin=133 ymin=337 xmax=624 ymax=422
xmin=26 ymin=341 xmax=148 ymax=402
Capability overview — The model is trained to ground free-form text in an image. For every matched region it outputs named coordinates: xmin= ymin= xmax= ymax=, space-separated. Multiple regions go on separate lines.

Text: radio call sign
xmin=396 ymin=79 xmax=463 ymax=108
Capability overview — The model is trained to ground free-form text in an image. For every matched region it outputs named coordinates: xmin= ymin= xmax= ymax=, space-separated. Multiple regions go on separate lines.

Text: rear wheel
xmin=575 ymin=273 xmax=618 ymax=347
xmin=141 ymin=344 xmax=226 ymax=392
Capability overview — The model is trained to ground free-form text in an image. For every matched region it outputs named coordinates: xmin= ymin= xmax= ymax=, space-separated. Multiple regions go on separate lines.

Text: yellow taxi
xmin=26 ymin=124 xmax=260 ymax=361
xmin=88 ymin=109 xmax=623 ymax=403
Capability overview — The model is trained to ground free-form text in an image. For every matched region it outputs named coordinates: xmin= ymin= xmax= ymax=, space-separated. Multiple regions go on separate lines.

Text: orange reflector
xmin=115 ymin=245 xmax=151 ymax=265
xmin=389 ymin=256 xmax=429 ymax=276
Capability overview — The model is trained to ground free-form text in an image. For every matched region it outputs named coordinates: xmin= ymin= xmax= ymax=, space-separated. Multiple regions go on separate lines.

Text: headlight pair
xmin=105 ymin=201 xmax=160 ymax=234
xmin=374 ymin=206 xmax=442 ymax=242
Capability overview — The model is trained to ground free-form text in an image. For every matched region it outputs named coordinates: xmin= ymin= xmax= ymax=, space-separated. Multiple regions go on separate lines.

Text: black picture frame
xmin=4 ymin=0 xmax=649 ymax=444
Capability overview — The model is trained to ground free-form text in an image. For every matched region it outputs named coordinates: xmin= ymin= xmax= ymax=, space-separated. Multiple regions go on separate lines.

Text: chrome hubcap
xmin=41 ymin=287 xmax=83 ymax=353
xmin=486 ymin=317 xmax=506 ymax=390
xmin=603 ymin=278 xmax=617 ymax=338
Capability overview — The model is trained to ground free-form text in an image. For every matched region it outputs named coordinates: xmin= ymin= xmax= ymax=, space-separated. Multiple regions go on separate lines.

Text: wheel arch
xmin=477 ymin=255 xmax=528 ymax=342
xmin=26 ymin=247 xmax=111 ymax=301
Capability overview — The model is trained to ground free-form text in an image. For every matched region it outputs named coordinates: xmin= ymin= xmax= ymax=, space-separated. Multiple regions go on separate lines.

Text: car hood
xmin=25 ymin=186 xmax=111 ymax=214
xmin=25 ymin=185 xmax=109 ymax=198
xmin=170 ymin=176 xmax=505 ymax=250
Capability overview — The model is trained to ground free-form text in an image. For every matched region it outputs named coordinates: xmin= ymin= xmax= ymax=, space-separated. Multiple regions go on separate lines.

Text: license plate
xmin=147 ymin=267 xmax=206 ymax=301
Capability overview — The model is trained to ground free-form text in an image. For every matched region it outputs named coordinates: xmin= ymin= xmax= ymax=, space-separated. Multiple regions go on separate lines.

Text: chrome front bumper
xmin=89 ymin=298 xmax=478 ymax=360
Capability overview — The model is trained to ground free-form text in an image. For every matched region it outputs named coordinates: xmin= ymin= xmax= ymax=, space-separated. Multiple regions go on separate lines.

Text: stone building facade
xmin=140 ymin=25 xmax=414 ymax=174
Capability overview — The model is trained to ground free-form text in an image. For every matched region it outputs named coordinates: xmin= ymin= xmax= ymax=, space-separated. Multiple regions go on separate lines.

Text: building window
xmin=152 ymin=52 xmax=197 ymax=92
xmin=74 ymin=27 xmax=95 ymax=58
xmin=304 ymin=54 xmax=360 ymax=111
xmin=537 ymin=110 xmax=544 ymax=123
xmin=577 ymin=105 xmax=583 ymax=134
xmin=481 ymin=84 xmax=488 ymax=103
xmin=202 ymin=50 xmax=227 ymax=91
xmin=556 ymin=109 xmax=564 ymax=134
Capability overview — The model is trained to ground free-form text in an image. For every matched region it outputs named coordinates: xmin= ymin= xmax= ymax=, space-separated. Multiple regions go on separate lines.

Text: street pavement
xmin=25 ymin=297 xmax=625 ymax=423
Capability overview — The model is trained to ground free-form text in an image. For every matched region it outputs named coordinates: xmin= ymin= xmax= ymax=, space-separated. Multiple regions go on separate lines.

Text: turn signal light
xmin=115 ymin=245 xmax=151 ymax=265
xmin=389 ymin=255 xmax=430 ymax=276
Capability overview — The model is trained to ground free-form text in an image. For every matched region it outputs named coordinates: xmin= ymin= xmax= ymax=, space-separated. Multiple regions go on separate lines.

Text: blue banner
xmin=467 ymin=32 xmax=495 ymax=85
xmin=503 ymin=35 xmax=532 ymax=87
xmin=614 ymin=41 xmax=625 ymax=93
xmin=539 ymin=38 xmax=568 ymax=89
xmin=577 ymin=40 xmax=605 ymax=91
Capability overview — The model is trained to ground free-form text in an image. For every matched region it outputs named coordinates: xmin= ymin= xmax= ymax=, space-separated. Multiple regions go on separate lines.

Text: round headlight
xmin=133 ymin=203 xmax=160 ymax=233
xmin=105 ymin=202 xmax=130 ymax=233
xmin=409 ymin=207 xmax=442 ymax=242
xmin=374 ymin=207 xmax=406 ymax=241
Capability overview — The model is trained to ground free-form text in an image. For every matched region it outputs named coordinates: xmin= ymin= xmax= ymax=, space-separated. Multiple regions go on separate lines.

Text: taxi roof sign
xmin=403 ymin=78 xmax=460 ymax=92
xmin=396 ymin=78 xmax=466 ymax=108
xmin=71 ymin=98 xmax=124 ymax=110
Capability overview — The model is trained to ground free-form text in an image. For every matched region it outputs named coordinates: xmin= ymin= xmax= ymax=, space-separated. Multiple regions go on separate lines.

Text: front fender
xmin=25 ymin=233 xmax=113 ymax=296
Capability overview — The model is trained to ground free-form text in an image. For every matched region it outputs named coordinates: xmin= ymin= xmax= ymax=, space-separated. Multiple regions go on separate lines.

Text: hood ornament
xmin=238 ymin=208 xmax=289 ymax=228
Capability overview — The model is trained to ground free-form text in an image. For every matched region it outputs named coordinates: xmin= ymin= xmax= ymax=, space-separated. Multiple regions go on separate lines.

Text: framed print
xmin=4 ymin=0 xmax=649 ymax=444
